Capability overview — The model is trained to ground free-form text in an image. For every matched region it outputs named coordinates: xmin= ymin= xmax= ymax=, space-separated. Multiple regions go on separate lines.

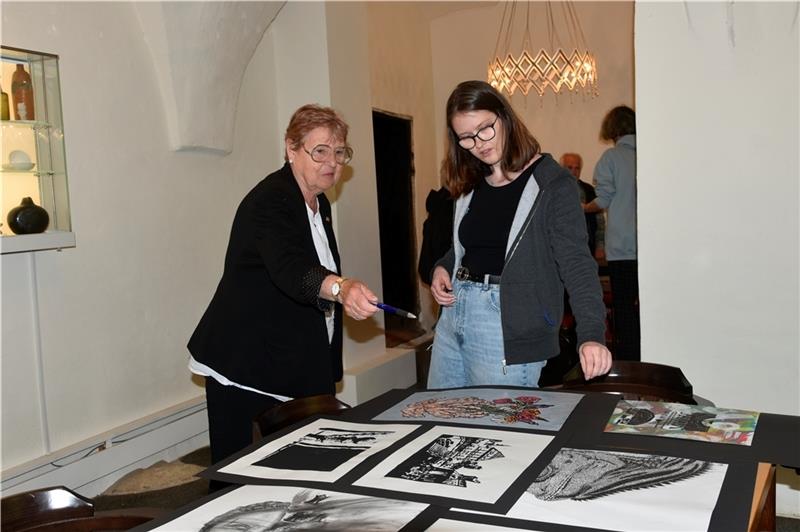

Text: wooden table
xmin=138 ymin=387 xmax=793 ymax=532
xmin=749 ymin=463 xmax=777 ymax=532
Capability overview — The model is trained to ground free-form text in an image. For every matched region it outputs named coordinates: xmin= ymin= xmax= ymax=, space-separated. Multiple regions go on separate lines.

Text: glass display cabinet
xmin=1 ymin=45 xmax=73 ymax=254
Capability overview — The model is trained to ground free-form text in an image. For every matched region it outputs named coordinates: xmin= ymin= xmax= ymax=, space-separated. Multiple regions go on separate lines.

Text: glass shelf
xmin=1 ymin=119 xmax=50 ymax=130
xmin=1 ymin=45 xmax=72 ymax=253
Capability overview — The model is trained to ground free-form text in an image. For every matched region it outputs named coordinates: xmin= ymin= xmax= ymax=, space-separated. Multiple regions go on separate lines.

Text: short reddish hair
xmin=285 ymin=104 xmax=349 ymax=160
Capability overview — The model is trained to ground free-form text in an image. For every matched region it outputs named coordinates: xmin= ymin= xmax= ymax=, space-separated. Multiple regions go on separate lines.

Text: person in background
xmin=188 ymin=104 xmax=379 ymax=482
xmin=417 ymin=186 xmax=454 ymax=286
xmin=560 ymin=152 xmax=605 ymax=261
xmin=583 ymin=105 xmax=639 ymax=361
xmin=427 ymin=80 xmax=612 ymax=389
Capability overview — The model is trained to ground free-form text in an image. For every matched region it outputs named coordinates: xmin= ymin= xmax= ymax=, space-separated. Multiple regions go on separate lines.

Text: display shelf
xmin=0 ymin=230 xmax=75 ymax=254
xmin=1 ymin=45 xmax=71 ymax=253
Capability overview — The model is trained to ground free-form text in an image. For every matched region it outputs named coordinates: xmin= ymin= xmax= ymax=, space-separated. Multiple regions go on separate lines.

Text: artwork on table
xmin=149 ymin=484 xmax=427 ymax=531
xmin=605 ymin=399 xmax=760 ymax=445
xmin=355 ymin=425 xmax=553 ymax=504
xmin=373 ymin=388 xmax=582 ymax=431
xmin=216 ymin=419 xmax=418 ymax=483
xmin=504 ymin=447 xmax=727 ymax=532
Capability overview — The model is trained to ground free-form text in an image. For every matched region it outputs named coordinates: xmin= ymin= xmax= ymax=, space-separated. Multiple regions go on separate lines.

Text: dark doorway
xmin=372 ymin=110 xmax=424 ymax=347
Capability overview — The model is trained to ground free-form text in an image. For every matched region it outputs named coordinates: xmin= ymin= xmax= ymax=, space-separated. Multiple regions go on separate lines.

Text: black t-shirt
xmin=459 ymin=158 xmax=542 ymax=276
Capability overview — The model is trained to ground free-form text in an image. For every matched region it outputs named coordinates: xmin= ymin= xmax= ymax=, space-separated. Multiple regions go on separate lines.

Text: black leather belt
xmin=456 ymin=267 xmax=501 ymax=284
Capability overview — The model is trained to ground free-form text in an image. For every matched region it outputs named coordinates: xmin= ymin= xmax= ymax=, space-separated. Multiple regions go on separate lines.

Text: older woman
xmin=428 ymin=81 xmax=612 ymax=389
xmin=188 ymin=104 xmax=379 ymax=471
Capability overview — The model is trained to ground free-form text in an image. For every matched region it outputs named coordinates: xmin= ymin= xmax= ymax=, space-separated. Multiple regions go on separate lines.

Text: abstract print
xmin=606 ymin=400 xmax=759 ymax=445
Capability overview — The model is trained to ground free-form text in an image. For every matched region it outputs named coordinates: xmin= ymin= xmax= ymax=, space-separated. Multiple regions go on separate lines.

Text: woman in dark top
xmin=428 ymin=81 xmax=612 ymax=388
xmin=188 ymin=104 xmax=379 ymax=471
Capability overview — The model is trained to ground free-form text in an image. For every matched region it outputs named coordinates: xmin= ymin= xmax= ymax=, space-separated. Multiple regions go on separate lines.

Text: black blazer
xmin=188 ymin=163 xmax=343 ymax=397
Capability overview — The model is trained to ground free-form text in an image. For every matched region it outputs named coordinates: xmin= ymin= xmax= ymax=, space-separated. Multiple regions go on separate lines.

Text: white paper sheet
xmin=505 ymin=448 xmax=728 ymax=532
xmin=354 ymin=426 xmax=553 ymax=504
xmin=218 ymin=419 xmax=418 ymax=483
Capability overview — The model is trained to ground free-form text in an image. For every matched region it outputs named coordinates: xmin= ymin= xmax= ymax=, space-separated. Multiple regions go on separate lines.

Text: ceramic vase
xmin=7 ymin=197 xmax=49 ymax=234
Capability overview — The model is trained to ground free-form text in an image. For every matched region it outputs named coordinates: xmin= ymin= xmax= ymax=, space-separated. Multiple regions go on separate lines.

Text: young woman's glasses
xmin=303 ymin=144 xmax=354 ymax=165
xmin=457 ymin=118 xmax=498 ymax=150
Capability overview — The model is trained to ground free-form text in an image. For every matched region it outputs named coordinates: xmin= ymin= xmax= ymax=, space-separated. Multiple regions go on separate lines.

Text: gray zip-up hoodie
xmin=436 ymin=153 xmax=607 ymax=365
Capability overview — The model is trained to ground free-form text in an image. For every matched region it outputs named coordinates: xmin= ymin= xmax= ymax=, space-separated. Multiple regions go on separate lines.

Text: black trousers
xmin=204 ymin=377 xmax=281 ymax=491
xmin=608 ymin=260 xmax=641 ymax=361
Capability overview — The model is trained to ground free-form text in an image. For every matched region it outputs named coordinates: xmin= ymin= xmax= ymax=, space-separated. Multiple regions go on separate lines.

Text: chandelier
xmin=487 ymin=1 xmax=598 ymax=98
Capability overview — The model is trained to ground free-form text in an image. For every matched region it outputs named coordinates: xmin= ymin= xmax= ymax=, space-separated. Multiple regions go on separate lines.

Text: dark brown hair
xmin=285 ymin=104 xmax=349 ymax=160
xmin=600 ymin=105 xmax=636 ymax=142
xmin=442 ymin=81 xmax=540 ymax=197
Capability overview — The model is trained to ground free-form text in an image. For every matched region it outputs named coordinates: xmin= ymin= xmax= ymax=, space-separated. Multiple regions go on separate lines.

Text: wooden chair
xmin=1 ymin=486 xmax=154 ymax=531
xmin=551 ymin=360 xmax=702 ymax=405
xmin=2 ymin=486 xmax=94 ymax=531
xmin=252 ymin=394 xmax=351 ymax=441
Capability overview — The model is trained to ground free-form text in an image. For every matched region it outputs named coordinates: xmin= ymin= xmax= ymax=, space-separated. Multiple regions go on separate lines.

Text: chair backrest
xmin=253 ymin=394 xmax=351 ymax=441
xmin=556 ymin=360 xmax=698 ymax=404
xmin=1 ymin=486 xmax=94 ymax=532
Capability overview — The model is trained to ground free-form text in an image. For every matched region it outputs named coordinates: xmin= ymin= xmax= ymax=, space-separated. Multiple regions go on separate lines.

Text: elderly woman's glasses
xmin=457 ymin=118 xmax=498 ymax=150
xmin=303 ymin=144 xmax=354 ymax=165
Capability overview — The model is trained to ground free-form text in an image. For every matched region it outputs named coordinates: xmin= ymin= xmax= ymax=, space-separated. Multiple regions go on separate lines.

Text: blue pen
xmin=374 ymin=301 xmax=417 ymax=319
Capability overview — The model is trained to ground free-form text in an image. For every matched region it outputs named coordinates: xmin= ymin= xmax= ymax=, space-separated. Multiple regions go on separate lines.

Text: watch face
xmin=332 ymin=281 xmax=341 ymax=296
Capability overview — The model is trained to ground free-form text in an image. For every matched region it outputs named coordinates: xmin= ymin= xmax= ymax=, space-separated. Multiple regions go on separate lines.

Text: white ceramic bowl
xmin=2 ymin=162 xmax=36 ymax=172
xmin=9 ymin=150 xmax=32 ymax=165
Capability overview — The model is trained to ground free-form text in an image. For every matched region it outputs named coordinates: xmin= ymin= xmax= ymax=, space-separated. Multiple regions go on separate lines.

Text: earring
xmin=289 ymin=159 xmax=294 ymax=164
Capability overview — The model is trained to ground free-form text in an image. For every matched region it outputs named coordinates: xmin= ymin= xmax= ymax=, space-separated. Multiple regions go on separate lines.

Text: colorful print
xmin=605 ymin=400 xmax=759 ymax=445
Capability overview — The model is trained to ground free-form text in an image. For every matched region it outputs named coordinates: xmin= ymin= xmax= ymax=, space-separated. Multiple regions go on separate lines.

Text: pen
xmin=373 ymin=302 xmax=417 ymax=319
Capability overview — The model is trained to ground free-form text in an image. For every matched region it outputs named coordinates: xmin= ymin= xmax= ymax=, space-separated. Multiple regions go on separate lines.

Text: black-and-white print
xmin=355 ymin=426 xmax=554 ymax=505
xmin=254 ymin=429 xmax=393 ymax=472
xmin=215 ymin=419 xmax=419 ymax=484
xmin=530 ymin=448 xmax=712 ymax=501
xmin=387 ymin=435 xmax=505 ymax=487
xmin=506 ymin=448 xmax=728 ymax=532
xmin=150 ymin=485 xmax=427 ymax=531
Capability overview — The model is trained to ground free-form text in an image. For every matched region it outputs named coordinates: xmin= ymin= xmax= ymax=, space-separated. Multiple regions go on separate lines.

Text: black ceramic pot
xmin=7 ymin=197 xmax=49 ymax=234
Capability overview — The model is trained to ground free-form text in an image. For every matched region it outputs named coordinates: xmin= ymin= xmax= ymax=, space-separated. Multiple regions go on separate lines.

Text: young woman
xmin=428 ymin=80 xmax=612 ymax=389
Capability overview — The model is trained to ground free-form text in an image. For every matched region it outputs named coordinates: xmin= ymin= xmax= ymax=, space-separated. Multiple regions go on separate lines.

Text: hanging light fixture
xmin=487 ymin=1 xmax=598 ymax=98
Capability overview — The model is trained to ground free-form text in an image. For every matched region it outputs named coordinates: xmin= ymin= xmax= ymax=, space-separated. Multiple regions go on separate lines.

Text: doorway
xmin=372 ymin=110 xmax=424 ymax=347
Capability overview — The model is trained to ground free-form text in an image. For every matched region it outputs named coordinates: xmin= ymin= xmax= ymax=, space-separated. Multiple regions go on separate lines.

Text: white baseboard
xmin=1 ymin=397 xmax=209 ymax=498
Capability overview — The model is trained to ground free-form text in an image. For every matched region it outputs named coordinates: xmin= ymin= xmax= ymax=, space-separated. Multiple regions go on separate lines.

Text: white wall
xmin=429 ymin=2 xmax=635 ymax=182
xmin=2 ymin=0 xmax=412 ymax=472
xmin=1 ymin=1 xmax=280 ymax=468
xmin=366 ymin=2 xmax=441 ymax=328
xmin=636 ymin=1 xmax=799 ymax=515
xmin=636 ymin=1 xmax=798 ymax=417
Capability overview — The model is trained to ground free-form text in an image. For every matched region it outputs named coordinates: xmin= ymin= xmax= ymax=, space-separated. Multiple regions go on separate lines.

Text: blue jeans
xmin=427 ymin=278 xmax=545 ymax=389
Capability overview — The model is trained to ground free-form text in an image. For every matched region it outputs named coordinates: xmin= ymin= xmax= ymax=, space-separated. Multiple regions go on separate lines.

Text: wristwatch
xmin=331 ymin=277 xmax=347 ymax=302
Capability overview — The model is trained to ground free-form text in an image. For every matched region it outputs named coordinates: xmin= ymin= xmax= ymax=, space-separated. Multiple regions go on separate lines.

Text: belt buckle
xmin=456 ymin=267 xmax=470 ymax=281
